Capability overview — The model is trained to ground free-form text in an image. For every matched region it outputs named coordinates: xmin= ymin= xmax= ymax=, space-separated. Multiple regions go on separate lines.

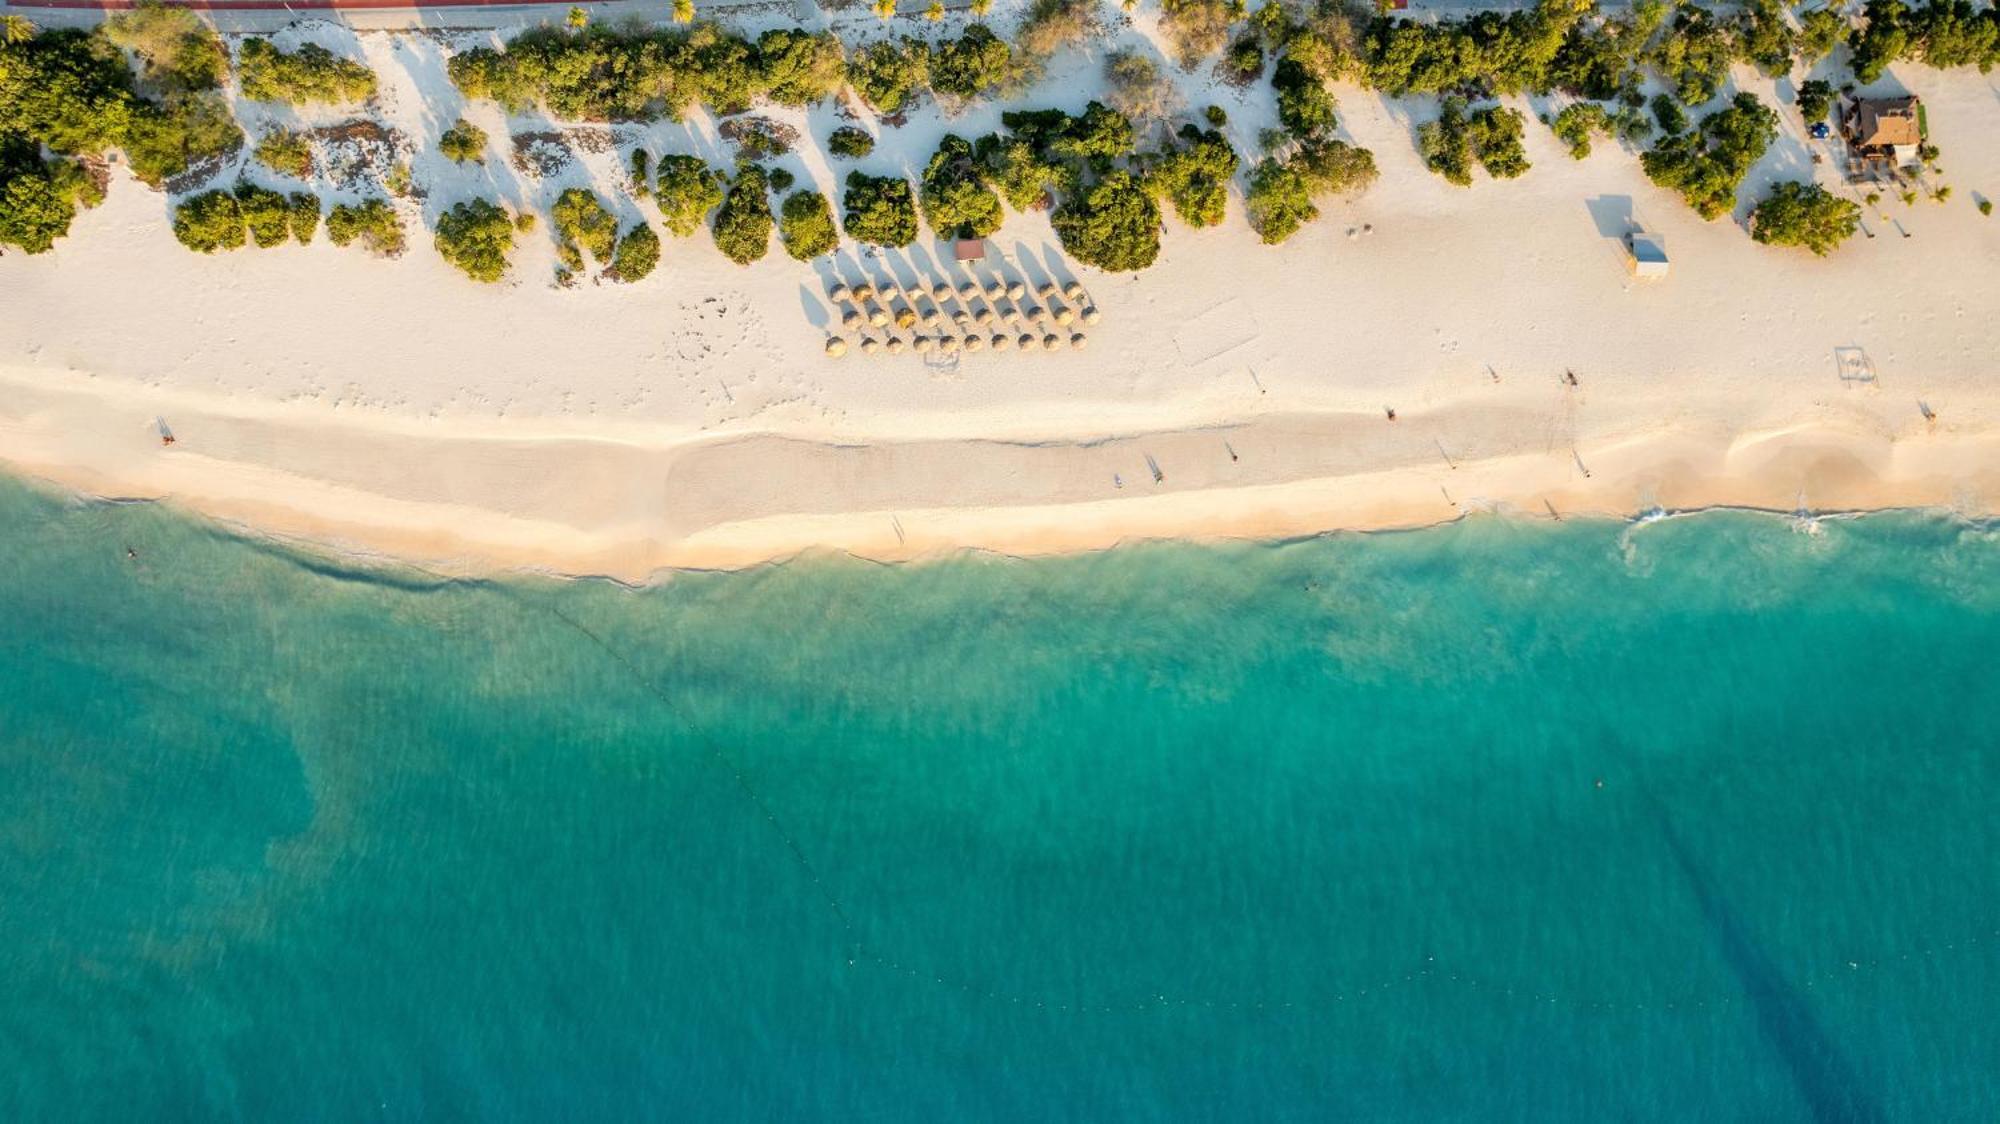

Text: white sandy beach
xmin=3 ymin=10 xmax=1998 ymax=578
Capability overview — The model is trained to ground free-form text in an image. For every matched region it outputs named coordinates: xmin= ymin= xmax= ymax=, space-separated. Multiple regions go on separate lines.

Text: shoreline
xmin=5 ymin=366 xmax=1993 ymax=580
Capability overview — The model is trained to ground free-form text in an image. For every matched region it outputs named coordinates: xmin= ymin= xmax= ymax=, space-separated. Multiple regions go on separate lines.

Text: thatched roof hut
xmin=991 ymin=333 xmax=1013 ymax=351
xmin=860 ymin=336 xmax=881 ymax=355
xmin=964 ymin=334 xmax=985 ymax=352
xmin=1064 ymin=283 xmax=1086 ymax=303
xmin=829 ymin=284 xmax=851 ymax=303
xmin=842 ymin=310 xmax=863 ymax=330
xmin=1070 ymin=333 xmax=1088 ymax=350
xmin=932 ymin=283 xmax=953 ymax=302
xmin=886 ymin=336 xmax=907 ymax=354
xmin=825 ymin=336 xmax=849 ymax=357
xmin=1041 ymin=334 xmax=1061 ymax=351
xmin=1006 ymin=282 xmax=1025 ymax=300
xmin=1082 ymin=306 xmax=1102 ymax=325
xmin=852 ymin=283 xmax=876 ymax=303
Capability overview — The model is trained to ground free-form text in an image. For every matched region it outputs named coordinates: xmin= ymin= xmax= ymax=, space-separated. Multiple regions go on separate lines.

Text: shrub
xmin=609 ymin=222 xmax=660 ymax=280
xmin=1205 ymin=104 xmax=1229 ymax=127
xmin=1980 ymin=198 xmax=1994 ymax=216
xmin=1795 ymin=7 xmax=1849 ymax=61
xmin=1641 ymin=92 xmax=1777 ymax=219
xmin=930 ymin=24 xmax=1012 ymax=100
xmin=0 ymin=142 xmax=104 ymax=254
xmin=1733 ymin=0 xmax=1797 ymax=75
xmin=654 ymin=155 xmax=727 ymax=237
xmin=768 ymin=167 xmax=795 ymax=191
xmin=434 ymin=198 xmax=514 ymax=281
xmin=326 ymin=198 xmax=404 ymax=255
xmin=919 ymin=133 xmax=1004 ymax=238
xmin=1650 ymin=93 xmax=1688 ymax=135
xmin=756 ymin=28 xmax=846 ymax=106
xmin=1419 ymin=98 xmax=1531 ymax=185
xmin=1750 ymin=181 xmax=1861 ymax=255
xmin=237 ymin=38 xmax=376 ymax=105
xmin=1222 ymin=35 xmax=1266 ymax=85
xmin=779 ymin=190 xmax=838 ymax=259
xmin=1551 ymin=102 xmax=1608 ymax=158
xmin=438 ymin=119 xmax=488 ymax=163
xmin=1245 ymin=137 xmax=1377 ymax=243
xmin=629 ymin=149 xmax=650 ymax=195
xmin=101 ymin=1 xmax=227 ymax=93
xmin=1141 ymin=123 xmax=1238 ymax=228
xmin=287 ymin=191 xmax=319 ymax=243
xmin=1648 ymin=3 xmax=1736 ymax=105
xmin=841 ymin=170 xmax=919 ymax=246
xmin=1104 ymin=50 xmax=1175 ymax=123
xmin=1272 ymin=56 xmax=1336 ymax=139
xmin=1468 ymin=105 xmax=1530 ymax=178
xmin=172 ymin=189 xmax=243 ymax=252
xmin=253 ymin=129 xmax=314 ymax=178
xmin=1160 ymin=0 xmax=1234 ymax=68
xmin=1364 ymin=0 xmax=1589 ymax=96
xmin=1050 ymin=170 xmax=1159 ymax=271
xmin=123 ymin=92 xmax=244 ymax=188
xmin=234 ymin=181 xmax=292 ymax=248
xmin=552 ymin=187 xmax=617 ymax=264
xmin=828 ymin=126 xmax=875 ymax=158
xmin=846 ymin=38 xmax=929 ymax=114
xmin=1795 ymin=79 xmax=1834 ymax=125
xmin=1018 ymin=0 xmax=1103 ymax=59
xmin=712 ymin=165 xmax=773 ymax=264
xmin=974 ymin=135 xmax=1067 ymax=210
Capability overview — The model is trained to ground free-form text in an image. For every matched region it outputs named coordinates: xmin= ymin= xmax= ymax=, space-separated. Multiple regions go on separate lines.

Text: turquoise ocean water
xmin=1 ymin=474 xmax=1996 ymax=1121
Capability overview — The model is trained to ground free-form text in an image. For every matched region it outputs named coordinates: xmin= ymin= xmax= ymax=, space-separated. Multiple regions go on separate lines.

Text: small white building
xmin=1626 ymin=231 xmax=1669 ymax=280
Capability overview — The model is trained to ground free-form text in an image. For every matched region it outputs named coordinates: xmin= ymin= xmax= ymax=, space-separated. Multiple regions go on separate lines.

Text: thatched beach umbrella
xmin=1021 ymin=305 xmax=1041 ymax=321
xmin=842 ymin=310 xmax=863 ymax=330
xmin=1053 ymin=306 xmax=1075 ymax=326
xmin=931 ymin=282 xmax=953 ymax=302
xmin=914 ymin=335 xmax=934 ymax=353
xmin=991 ymin=333 xmax=1012 ymax=351
xmin=1042 ymin=334 xmax=1061 ymax=351
xmin=825 ymin=336 xmax=849 ymax=357
xmin=1064 ymin=282 xmax=1086 ymax=304
xmin=829 ymin=284 xmax=851 ymax=304
xmin=1082 ymin=306 xmax=1102 ymax=325
xmin=1018 ymin=333 xmax=1037 ymax=350
xmin=1070 ymin=333 xmax=1088 ymax=350
xmin=895 ymin=307 xmax=917 ymax=329
xmin=1006 ymin=281 xmax=1025 ymax=301
xmin=964 ymin=334 xmax=985 ymax=352
xmin=1037 ymin=283 xmax=1058 ymax=301
xmin=886 ymin=336 xmax=907 ymax=354
xmin=995 ymin=302 xmax=1015 ymax=320
xmin=853 ymin=283 xmax=876 ymax=304
xmin=975 ymin=308 xmax=996 ymax=327
xmin=958 ymin=282 xmax=979 ymax=301
xmin=923 ymin=310 xmax=944 ymax=329
xmin=860 ymin=336 xmax=881 ymax=355
xmin=939 ymin=335 xmax=960 ymax=354
xmin=869 ymin=308 xmax=890 ymax=328
xmin=985 ymin=282 xmax=1006 ymax=301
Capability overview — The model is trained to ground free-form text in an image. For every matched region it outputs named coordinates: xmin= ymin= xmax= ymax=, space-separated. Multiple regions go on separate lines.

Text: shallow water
xmin=2 ymin=477 xmax=1996 ymax=1121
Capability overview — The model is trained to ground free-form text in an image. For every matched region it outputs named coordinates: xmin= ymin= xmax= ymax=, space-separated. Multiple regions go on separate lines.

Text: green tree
xmin=551 ymin=187 xmax=618 ymax=264
xmin=1751 ymin=181 xmax=1861 ymax=254
xmin=1050 ymin=170 xmax=1159 ymax=271
xmin=172 ymin=189 xmax=244 ymax=252
xmin=1640 ymin=92 xmax=1777 ymax=219
xmin=1795 ymin=79 xmax=1834 ymax=125
xmin=1244 ymin=137 xmax=1376 ymax=244
xmin=253 ymin=129 xmax=313 ymax=178
xmin=919 ymin=134 xmax=1003 ymax=238
xmin=610 ymin=222 xmax=661 ymax=280
xmin=779 ymin=189 xmax=838 ymax=260
xmin=234 ymin=181 xmax=292 ymax=247
xmin=434 ymin=198 xmax=514 ymax=281
xmin=287 ymin=191 xmax=319 ymax=244
xmin=930 ymin=24 xmax=1012 ymax=100
xmin=1141 ymin=124 xmax=1239 ymax=228
xmin=655 ymin=154 xmax=727 ymax=237
xmin=757 ymin=29 xmax=846 ymax=106
xmin=827 ymin=126 xmax=875 ymax=159
xmin=237 ymin=38 xmax=377 ymax=105
xmin=438 ymin=119 xmax=488 ymax=163
xmin=846 ymin=38 xmax=929 ymax=113
xmin=326 ymin=198 xmax=404 ymax=255
xmin=841 ymin=170 xmax=919 ymax=246
xmin=0 ymin=140 xmax=103 ymax=254
xmin=101 ymin=1 xmax=227 ymax=93
xmin=712 ymin=165 xmax=774 ymax=264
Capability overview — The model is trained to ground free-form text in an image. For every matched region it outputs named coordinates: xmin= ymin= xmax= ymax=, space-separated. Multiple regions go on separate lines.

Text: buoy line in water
xmin=524 ymin=591 xmax=1997 ymax=1019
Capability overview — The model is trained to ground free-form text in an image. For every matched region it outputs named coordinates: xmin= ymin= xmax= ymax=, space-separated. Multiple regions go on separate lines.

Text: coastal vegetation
xmin=919 ymin=134 xmax=1004 ymax=238
xmin=778 ymin=189 xmax=838 ymax=260
xmin=842 ymin=171 xmax=919 ymax=246
xmin=438 ymin=119 xmax=489 ymax=163
xmin=252 ymin=130 xmax=314 ymax=178
xmin=1140 ymin=125 xmax=1239 ymax=228
xmin=433 ymin=198 xmax=515 ymax=281
xmin=170 ymin=182 xmax=318 ymax=252
xmin=711 ymin=165 xmax=773 ymax=264
xmin=1244 ymin=138 xmax=1378 ymax=244
xmin=608 ymin=221 xmax=660 ymax=280
xmin=237 ymin=38 xmax=377 ymax=105
xmin=0 ymin=137 xmax=103 ymax=254
xmin=326 ymin=198 xmax=403 ymax=255
xmin=1050 ymin=171 xmax=1160 ymax=271
xmin=654 ymin=155 xmax=727 ymax=236
xmin=551 ymin=187 xmax=618 ymax=269
xmin=1641 ymin=92 xmax=1777 ymax=219
xmin=1420 ymin=99 xmax=1531 ymax=186
xmin=827 ymin=126 xmax=875 ymax=159
xmin=1751 ymin=181 xmax=1863 ymax=254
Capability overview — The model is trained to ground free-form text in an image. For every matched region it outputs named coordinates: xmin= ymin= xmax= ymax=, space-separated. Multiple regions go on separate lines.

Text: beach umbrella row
xmin=830 ymin=280 xmax=1088 ymax=307
xmin=826 ymin=333 xmax=1088 ymax=357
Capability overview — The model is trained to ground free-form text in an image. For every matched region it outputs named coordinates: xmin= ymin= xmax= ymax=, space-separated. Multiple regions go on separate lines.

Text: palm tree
xmin=565 ymin=5 xmax=589 ymax=29
xmin=1 ymin=15 xmax=38 ymax=44
xmin=871 ymin=0 xmax=896 ymax=18
xmin=970 ymin=0 xmax=991 ymax=13
xmin=924 ymin=0 xmax=945 ymax=19
xmin=673 ymin=0 xmax=695 ymax=23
